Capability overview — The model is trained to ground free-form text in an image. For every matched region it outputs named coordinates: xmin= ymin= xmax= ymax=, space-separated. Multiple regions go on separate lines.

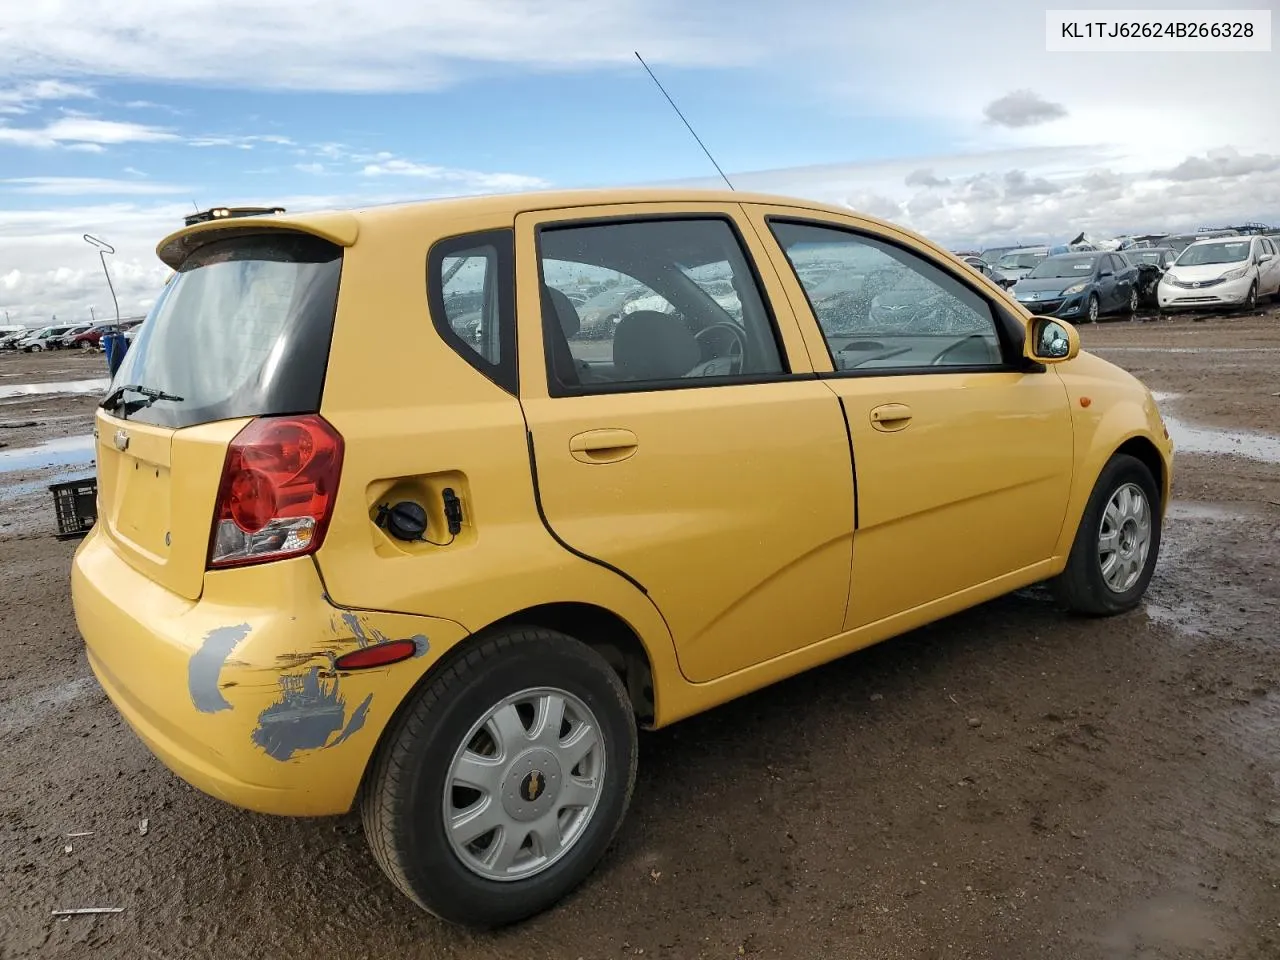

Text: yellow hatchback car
xmin=72 ymin=189 xmax=1172 ymax=927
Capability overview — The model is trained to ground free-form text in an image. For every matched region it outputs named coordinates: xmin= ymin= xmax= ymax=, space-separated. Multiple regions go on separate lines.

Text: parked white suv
xmin=1158 ymin=236 xmax=1280 ymax=313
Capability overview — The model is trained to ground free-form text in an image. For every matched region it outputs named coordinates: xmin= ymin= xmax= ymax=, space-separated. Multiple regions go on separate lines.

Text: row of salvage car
xmin=957 ymin=228 xmax=1280 ymax=321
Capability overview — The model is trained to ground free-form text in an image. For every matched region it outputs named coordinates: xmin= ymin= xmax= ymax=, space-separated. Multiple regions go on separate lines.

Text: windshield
xmin=996 ymin=252 xmax=1046 ymax=269
xmin=1027 ymin=255 xmax=1098 ymax=279
xmin=109 ymin=232 xmax=342 ymax=428
xmin=1176 ymin=241 xmax=1251 ymax=266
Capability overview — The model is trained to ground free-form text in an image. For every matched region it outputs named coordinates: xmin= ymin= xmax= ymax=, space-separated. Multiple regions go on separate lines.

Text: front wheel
xmin=361 ymin=627 xmax=638 ymax=928
xmin=1051 ymin=453 xmax=1162 ymax=615
xmin=1245 ymin=282 xmax=1258 ymax=312
xmin=1086 ymin=293 xmax=1100 ymax=323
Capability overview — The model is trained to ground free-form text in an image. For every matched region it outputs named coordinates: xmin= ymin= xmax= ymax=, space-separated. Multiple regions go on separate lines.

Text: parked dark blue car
xmin=1010 ymin=252 xmax=1140 ymax=323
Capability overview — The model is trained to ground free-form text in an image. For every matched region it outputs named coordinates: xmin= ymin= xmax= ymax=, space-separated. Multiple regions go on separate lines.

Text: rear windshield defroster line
xmin=106 ymin=232 xmax=342 ymax=429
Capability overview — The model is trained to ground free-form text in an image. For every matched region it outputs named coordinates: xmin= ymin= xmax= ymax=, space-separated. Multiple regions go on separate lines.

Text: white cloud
xmin=0 ymin=78 xmax=94 ymax=114
xmin=672 ymin=146 xmax=1280 ymax=248
xmin=1158 ymin=147 xmax=1280 ymax=183
xmin=0 ymin=1 xmax=762 ymax=92
xmin=360 ymin=157 xmax=550 ymax=192
xmin=295 ymin=162 xmax=326 ymax=175
xmin=2 ymin=177 xmax=189 ymax=196
xmin=188 ymin=133 xmax=294 ymax=148
xmin=0 ymin=116 xmax=178 ymax=147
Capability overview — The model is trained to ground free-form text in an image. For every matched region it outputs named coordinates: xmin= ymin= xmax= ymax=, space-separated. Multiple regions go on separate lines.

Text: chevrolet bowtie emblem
xmin=521 ymin=770 xmax=544 ymax=802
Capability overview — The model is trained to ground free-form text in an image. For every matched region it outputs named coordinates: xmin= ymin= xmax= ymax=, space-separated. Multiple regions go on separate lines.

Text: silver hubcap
xmin=1088 ymin=297 xmax=1098 ymax=321
xmin=1098 ymin=482 xmax=1152 ymax=593
xmin=1129 ymin=290 xmax=1137 ymax=311
xmin=444 ymin=687 xmax=605 ymax=882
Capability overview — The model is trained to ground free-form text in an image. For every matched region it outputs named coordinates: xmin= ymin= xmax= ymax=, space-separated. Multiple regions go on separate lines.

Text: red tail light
xmin=208 ymin=415 xmax=344 ymax=569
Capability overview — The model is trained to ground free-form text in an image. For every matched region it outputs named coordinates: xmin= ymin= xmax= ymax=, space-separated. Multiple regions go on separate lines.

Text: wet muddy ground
xmin=2 ymin=309 xmax=1279 ymax=959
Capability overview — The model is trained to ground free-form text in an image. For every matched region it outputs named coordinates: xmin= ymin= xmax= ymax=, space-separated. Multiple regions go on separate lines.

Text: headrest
xmin=543 ymin=286 xmax=580 ymax=339
xmin=613 ymin=310 xmax=699 ymax=382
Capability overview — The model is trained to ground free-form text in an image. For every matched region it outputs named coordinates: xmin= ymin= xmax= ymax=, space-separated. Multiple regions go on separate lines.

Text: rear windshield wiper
xmin=101 ymin=383 xmax=185 ymax=419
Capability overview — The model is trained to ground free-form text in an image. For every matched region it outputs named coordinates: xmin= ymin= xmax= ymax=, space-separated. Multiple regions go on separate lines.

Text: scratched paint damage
xmin=340 ymin=611 xmax=392 ymax=648
xmin=250 ymin=668 xmax=377 ymax=761
xmin=229 ymin=619 xmax=430 ymax=762
xmin=188 ymin=623 xmax=251 ymax=713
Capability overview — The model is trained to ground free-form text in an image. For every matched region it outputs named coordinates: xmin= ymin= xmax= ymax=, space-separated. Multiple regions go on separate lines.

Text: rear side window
xmin=110 ymin=233 xmax=341 ymax=428
xmin=427 ymin=229 xmax=516 ymax=394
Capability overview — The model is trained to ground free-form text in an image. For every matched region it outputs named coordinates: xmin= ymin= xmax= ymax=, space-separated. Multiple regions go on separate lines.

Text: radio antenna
xmin=634 ymin=51 xmax=735 ymax=191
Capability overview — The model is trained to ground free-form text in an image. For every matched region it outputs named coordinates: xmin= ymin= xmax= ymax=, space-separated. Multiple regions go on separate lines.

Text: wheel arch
xmin=483 ymin=602 xmax=656 ymax=728
xmin=353 ymin=601 xmax=659 ymax=809
xmin=1113 ymin=435 xmax=1166 ymax=508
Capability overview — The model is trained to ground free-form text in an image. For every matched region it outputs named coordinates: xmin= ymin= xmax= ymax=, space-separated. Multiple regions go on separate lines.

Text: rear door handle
xmin=569 ymin=428 xmax=639 ymax=464
xmin=869 ymin=403 xmax=913 ymax=432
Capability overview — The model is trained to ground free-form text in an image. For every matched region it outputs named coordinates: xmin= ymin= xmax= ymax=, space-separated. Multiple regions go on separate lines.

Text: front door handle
xmin=569 ymin=428 xmax=639 ymax=464
xmin=869 ymin=403 xmax=913 ymax=432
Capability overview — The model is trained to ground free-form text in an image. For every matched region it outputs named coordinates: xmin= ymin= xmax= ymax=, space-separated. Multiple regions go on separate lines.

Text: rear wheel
xmin=1051 ymin=453 xmax=1161 ymax=615
xmin=361 ymin=627 xmax=638 ymax=928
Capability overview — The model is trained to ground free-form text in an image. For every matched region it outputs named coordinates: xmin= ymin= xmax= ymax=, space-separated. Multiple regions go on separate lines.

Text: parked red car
xmin=70 ymin=319 xmax=143 ymax=349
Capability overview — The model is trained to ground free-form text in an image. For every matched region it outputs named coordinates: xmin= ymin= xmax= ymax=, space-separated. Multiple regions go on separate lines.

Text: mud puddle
xmin=0 ymin=378 xmax=108 ymax=401
xmin=1150 ymin=392 xmax=1280 ymax=463
xmin=0 ymin=435 xmax=95 ymax=474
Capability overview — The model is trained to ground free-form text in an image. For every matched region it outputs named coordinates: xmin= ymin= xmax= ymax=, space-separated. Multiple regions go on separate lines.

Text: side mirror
xmin=1024 ymin=316 xmax=1079 ymax=364
xmin=1099 ymin=268 xmax=1113 ymax=277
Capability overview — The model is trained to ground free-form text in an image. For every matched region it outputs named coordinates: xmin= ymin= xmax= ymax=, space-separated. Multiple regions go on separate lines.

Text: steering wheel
xmin=930 ymin=334 xmax=995 ymax=366
xmin=692 ymin=322 xmax=748 ymax=375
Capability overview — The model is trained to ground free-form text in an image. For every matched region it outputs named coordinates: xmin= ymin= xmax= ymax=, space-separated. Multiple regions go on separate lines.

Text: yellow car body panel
xmin=73 ymin=534 xmax=468 ymax=815
xmin=72 ymin=187 xmax=1172 ymax=817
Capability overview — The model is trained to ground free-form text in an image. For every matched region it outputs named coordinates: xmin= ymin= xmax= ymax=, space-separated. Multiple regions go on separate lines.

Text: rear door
xmin=1111 ymin=254 xmax=1137 ymax=309
xmin=515 ymin=203 xmax=855 ymax=684
xmin=95 ymin=230 xmax=344 ymax=600
xmin=1095 ymin=255 xmax=1119 ymax=311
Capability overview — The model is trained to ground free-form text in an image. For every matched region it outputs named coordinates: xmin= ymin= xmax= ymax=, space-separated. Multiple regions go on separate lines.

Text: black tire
xmin=360 ymin=627 xmax=638 ymax=928
xmin=1127 ymin=286 xmax=1139 ymax=315
xmin=1086 ymin=293 xmax=1100 ymax=323
xmin=1245 ymin=282 xmax=1258 ymax=312
xmin=1051 ymin=453 xmax=1162 ymax=616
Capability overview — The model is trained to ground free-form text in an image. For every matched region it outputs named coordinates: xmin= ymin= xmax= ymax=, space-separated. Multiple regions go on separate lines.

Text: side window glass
xmin=768 ymin=220 xmax=1004 ymax=371
xmin=427 ymin=229 xmax=515 ymax=393
xmin=538 ymin=218 xmax=785 ymax=392
xmin=441 ymin=248 xmax=498 ymax=363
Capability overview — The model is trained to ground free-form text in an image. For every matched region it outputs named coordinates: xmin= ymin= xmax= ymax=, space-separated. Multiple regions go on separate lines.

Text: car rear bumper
xmin=72 ymin=526 xmax=469 ymax=816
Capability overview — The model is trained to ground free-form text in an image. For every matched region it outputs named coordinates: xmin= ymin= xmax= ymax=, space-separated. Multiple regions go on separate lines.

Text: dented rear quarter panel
xmin=74 ymin=533 xmax=469 ymax=815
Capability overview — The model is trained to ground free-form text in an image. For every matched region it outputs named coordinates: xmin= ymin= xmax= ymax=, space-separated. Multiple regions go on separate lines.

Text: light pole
xmin=83 ymin=234 xmax=120 ymax=326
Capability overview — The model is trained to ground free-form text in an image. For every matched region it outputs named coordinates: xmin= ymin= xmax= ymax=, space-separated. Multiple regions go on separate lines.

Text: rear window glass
xmin=109 ymin=233 xmax=341 ymax=428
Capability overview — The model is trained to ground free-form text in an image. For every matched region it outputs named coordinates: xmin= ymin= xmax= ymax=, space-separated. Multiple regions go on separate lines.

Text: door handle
xmin=869 ymin=403 xmax=913 ymax=432
xmin=569 ymin=429 xmax=639 ymax=464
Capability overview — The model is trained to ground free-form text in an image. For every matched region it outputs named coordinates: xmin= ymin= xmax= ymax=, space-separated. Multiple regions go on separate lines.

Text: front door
xmin=515 ymin=204 xmax=855 ymax=683
xmin=746 ymin=208 xmax=1075 ymax=629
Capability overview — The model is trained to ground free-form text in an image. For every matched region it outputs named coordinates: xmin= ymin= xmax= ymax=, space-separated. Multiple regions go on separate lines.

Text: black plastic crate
xmin=50 ymin=477 xmax=97 ymax=540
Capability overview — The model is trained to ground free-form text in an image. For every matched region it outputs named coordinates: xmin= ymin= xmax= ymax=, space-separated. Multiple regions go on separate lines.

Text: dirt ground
xmin=2 ymin=308 xmax=1279 ymax=960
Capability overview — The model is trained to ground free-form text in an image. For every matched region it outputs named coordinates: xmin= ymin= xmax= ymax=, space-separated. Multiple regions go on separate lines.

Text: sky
xmin=1 ymin=0 xmax=1277 ymax=327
